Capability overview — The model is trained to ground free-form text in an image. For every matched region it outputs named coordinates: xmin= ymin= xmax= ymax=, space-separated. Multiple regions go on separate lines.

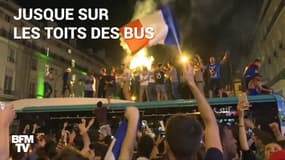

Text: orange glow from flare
xmin=130 ymin=49 xmax=154 ymax=70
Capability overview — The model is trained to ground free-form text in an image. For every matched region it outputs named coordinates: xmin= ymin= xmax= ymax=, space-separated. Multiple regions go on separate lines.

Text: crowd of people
xmin=1 ymin=63 xmax=284 ymax=160
xmin=43 ymin=51 xmax=274 ymax=101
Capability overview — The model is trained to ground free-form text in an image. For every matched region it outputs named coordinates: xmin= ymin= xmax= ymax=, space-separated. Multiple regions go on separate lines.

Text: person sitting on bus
xmin=247 ymin=73 xmax=273 ymax=95
xmin=243 ymin=58 xmax=261 ymax=89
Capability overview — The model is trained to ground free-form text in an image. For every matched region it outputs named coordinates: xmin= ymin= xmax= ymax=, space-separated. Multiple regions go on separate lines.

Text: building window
xmin=273 ymin=51 xmax=278 ymax=58
xmin=29 ymin=82 xmax=36 ymax=98
xmin=4 ymin=75 xmax=13 ymax=95
xmin=31 ymin=59 xmax=37 ymax=71
xmin=71 ymin=59 xmax=76 ymax=68
xmin=280 ymin=42 xmax=285 ymax=49
xmin=7 ymin=48 xmax=16 ymax=63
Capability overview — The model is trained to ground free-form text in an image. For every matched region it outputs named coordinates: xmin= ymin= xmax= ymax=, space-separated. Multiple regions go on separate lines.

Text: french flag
xmin=104 ymin=119 xmax=128 ymax=160
xmin=120 ymin=6 xmax=180 ymax=54
xmin=104 ymin=119 xmax=141 ymax=160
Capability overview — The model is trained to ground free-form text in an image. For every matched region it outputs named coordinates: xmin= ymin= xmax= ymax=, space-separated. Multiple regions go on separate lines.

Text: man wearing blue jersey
xmin=243 ymin=58 xmax=261 ymax=89
xmin=207 ymin=56 xmax=224 ymax=97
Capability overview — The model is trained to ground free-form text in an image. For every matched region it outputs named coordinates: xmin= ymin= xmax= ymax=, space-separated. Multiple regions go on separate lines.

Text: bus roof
xmin=8 ymin=95 xmax=283 ymax=113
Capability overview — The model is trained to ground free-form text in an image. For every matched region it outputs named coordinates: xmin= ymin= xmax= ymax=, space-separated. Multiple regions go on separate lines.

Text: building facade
xmin=248 ymin=0 xmax=285 ymax=95
xmin=0 ymin=0 xmax=107 ymax=100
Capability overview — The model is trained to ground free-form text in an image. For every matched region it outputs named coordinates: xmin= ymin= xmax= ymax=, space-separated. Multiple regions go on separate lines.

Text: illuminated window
xmin=72 ymin=74 xmax=76 ymax=82
xmin=46 ymin=48 xmax=50 ymax=56
xmin=273 ymin=51 xmax=278 ymax=58
xmin=71 ymin=59 xmax=76 ymax=68
xmin=4 ymin=69 xmax=14 ymax=95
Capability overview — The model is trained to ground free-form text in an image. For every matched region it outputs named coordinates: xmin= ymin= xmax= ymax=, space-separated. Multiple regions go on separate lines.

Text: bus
xmin=8 ymin=95 xmax=285 ymax=136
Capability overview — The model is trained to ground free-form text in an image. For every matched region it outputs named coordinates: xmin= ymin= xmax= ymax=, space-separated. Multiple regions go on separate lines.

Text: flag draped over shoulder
xmin=120 ymin=6 xmax=180 ymax=54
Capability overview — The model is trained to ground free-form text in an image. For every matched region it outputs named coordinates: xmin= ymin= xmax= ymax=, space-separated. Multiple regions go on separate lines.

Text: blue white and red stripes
xmin=120 ymin=6 xmax=180 ymax=53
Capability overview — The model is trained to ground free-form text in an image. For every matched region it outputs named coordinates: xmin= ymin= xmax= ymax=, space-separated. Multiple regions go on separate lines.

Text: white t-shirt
xmin=140 ymin=73 xmax=149 ymax=86
xmin=148 ymin=69 xmax=155 ymax=83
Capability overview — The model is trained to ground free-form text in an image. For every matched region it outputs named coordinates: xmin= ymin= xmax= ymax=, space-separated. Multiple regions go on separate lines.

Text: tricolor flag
xmin=104 ymin=119 xmax=128 ymax=160
xmin=104 ymin=119 xmax=141 ymax=160
xmin=120 ymin=6 xmax=180 ymax=54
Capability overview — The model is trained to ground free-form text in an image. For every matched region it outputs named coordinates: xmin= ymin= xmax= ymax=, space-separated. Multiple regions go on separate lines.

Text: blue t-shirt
xmin=244 ymin=64 xmax=258 ymax=79
xmin=248 ymin=88 xmax=261 ymax=95
xmin=208 ymin=63 xmax=221 ymax=79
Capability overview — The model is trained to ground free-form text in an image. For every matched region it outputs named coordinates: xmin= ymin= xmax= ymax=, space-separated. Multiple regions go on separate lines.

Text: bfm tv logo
xmin=11 ymin=135 xmax=34 ymax=152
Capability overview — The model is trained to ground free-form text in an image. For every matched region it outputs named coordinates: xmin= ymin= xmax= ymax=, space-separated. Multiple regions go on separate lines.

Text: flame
xmin=119 ymin=0 xmax=157 ymax=70
xmin=130 ymin=49 xmax=154 ymax=70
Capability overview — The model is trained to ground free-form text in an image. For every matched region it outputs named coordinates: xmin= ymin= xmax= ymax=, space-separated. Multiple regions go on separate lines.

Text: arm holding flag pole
xmin=119 ymin=107 xmax=140 ymax=160
xmin=104 ymin=107 xmax=140 ymax=160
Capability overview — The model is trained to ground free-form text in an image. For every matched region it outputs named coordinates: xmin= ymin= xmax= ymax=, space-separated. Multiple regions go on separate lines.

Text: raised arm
xmin=220 ymin=52 xmax=228 ymax=64
xmin=32 ymin=123 xmax=40 ymax=134
xmin=119 ymin=106 xmax=139 ymax=160
xmin=183 ymin=64 xmax=222 ymax=152
xmin=269 ymin=122 xmax=285 ymax=142
xmin=61 ymin=122 xmax=69 ymax=144
xmin=23 ymin=124 xmax=30 ymax=134
xmin=0 ymin=105 xmax=16 ymax=160
xmin=237 ymin=102 xmax=250 ymax=150
xmin=79 ymin=118 xmax=94 ymax=153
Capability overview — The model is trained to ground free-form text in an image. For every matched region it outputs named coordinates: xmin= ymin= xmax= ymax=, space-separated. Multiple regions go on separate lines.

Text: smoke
xmin=119 ymin=0 xmax=262 ymax=71
xmin=180 ymin=0 xmax=263 ymax=73
xmin=131 ymin=0 xmax=157 ymax=20
xmin=190 ymin=0 xmax=239 ymax=29
xmin=120 ymin=0 xmax=158 ymax=66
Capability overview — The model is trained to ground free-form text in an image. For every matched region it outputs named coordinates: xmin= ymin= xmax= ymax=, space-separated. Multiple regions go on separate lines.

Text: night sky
xmin=15 ymin=0 xmax=264 ymax=73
